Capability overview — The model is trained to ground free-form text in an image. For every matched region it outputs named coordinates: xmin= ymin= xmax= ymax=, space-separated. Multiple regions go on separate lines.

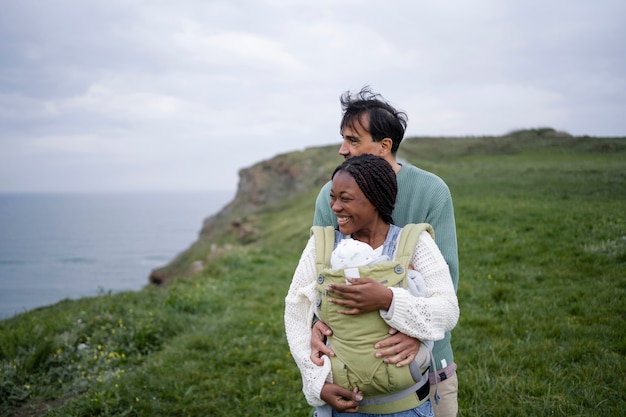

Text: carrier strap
xmin=311 ymin=223 xmax=434 ymax=276
xmin=360 ymin=368 xmax=430 ymax=406
xmin=311 ymin=226 xmax=336 ymax=275
xmin=393 ymin=223 xmax=434 ymax=273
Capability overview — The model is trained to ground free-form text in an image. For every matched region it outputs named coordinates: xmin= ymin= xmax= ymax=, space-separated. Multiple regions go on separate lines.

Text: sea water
xmin=0 ymin=190 xmax=234 ymax=320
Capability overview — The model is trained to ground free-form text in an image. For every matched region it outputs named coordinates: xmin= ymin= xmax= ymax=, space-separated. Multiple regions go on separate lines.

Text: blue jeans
xmin=331 ymin=399 xmax=433 ymax=417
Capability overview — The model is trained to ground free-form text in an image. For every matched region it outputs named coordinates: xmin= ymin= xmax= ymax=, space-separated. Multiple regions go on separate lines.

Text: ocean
xmin=0 ymin=190 xmax=235 ymax=320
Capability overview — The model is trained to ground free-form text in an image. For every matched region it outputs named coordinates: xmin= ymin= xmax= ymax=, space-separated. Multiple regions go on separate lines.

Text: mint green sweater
xmin=313 ymin=161 xmax=459 ymax=373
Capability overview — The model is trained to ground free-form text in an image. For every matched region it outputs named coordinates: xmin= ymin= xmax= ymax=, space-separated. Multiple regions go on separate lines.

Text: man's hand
xmin=326 ymin=278 xmax=393 ymax=314
xmin=374 ymin=328 xmax=421 ymax=367
xmin=320 ymin=383 xmax=362 ymax=413
xmin=310 ymin=320 xmax=334 ymax=366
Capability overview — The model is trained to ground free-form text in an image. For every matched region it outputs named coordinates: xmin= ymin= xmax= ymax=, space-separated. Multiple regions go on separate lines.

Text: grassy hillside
xmin=1 ymin=129 xmax=625 ymax=416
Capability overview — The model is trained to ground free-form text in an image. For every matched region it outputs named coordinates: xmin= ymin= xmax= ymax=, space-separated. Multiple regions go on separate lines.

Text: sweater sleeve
xmin=382 ymin=231 xmax=459 ymax=341
xmin=312 ymin=181 xmax=337 ymax=227
xmin=424 ymin=183 xmax=459 ymax=293
xmin=395 ymin=164 xmax=459 ymax=293
xmin=284 ymin=236 xmax=332 ymax=406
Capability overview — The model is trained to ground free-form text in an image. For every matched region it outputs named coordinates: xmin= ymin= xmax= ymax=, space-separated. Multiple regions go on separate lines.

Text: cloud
xmin=0 ymin=0 xmax=625 ymax=192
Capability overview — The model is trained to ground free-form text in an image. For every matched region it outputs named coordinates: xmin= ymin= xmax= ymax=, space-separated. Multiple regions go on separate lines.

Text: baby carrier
xmin=312 ymin=223 xmax=434 ymax=414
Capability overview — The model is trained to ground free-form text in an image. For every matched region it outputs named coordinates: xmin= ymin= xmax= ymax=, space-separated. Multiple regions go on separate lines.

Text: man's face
xmin=338 ymin=114 xmax=384 ymax=159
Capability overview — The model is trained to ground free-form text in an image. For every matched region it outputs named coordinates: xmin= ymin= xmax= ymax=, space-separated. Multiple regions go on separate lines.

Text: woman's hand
xmin=326 ymin=278 xmax=393 ymax=314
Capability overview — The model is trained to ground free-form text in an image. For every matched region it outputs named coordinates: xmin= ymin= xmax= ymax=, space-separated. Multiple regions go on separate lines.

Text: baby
xmin=330 ymin=238 xmax=388 ymax=281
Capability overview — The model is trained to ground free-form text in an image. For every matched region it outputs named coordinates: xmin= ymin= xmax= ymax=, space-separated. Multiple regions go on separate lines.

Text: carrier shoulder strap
xmin=311 ymin=226 xmax=336 ymax=275
xmin=394 ymin=223 xmax=435 ymax=269
xmin=311 ymin=223 xmax=434 ymax=274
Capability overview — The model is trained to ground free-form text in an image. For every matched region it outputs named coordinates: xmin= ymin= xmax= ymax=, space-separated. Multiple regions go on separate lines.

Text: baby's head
xmin=331 ymin=238 xmax=376 ymax=269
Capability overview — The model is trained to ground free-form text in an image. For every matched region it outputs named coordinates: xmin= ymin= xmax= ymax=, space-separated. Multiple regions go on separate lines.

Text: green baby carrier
xmin=312 ymin=223 xmax=434 ymax=414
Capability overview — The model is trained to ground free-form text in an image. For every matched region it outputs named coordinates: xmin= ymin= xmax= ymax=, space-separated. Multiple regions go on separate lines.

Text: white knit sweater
xmin=284 ymin=230 xmax=459 ymax=406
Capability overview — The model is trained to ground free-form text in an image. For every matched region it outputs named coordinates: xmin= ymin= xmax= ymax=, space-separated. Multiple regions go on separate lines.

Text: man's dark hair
xmin=332 ymin=154 xmax=397 ymax=224
xmin=339 ymin=86 xmax=408 ymax=154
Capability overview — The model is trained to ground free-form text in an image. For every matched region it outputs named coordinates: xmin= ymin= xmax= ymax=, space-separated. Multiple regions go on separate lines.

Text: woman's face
xmin=330 ymin=170 xmax=379 ymax=236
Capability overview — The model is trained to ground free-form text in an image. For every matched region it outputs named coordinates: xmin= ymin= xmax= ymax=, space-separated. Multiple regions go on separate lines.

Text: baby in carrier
xmin=329 ymin=237 xmax=434 ymax=374
xmin=312 ymin=227 xmax=437 ymax=416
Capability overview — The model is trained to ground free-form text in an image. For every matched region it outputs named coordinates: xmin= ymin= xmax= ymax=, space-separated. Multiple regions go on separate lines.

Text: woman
xmin=284 ymin=154 xmax=459 ymax=416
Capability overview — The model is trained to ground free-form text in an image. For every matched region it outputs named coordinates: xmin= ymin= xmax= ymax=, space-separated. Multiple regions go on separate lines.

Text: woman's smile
xmin=337 ymin=216 xmax=351 ymax=225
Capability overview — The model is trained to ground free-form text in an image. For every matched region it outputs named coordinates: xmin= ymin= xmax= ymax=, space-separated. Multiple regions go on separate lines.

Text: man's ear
xmin=379 ymin=138 xmax=393 ymax=156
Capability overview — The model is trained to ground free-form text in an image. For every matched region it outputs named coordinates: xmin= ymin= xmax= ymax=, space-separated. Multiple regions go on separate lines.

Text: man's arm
xmin=425 ymin=184 xmax=459 ymax=291
xmin=310 ymin=320 xmax=335 ymax=366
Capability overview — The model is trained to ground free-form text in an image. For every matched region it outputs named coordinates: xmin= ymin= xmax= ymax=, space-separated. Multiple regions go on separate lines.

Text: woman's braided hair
xmin=332 ymin=154 xmax=397 ymax=224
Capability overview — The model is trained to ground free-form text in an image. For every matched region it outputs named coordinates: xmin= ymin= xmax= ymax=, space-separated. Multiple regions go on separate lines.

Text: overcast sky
xmin=1 ymin=0 xmax=624 ymax=193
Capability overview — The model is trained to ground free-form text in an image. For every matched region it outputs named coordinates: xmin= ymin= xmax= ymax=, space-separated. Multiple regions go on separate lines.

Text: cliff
xmin=148 ymin=144 xmax=343 ymax=285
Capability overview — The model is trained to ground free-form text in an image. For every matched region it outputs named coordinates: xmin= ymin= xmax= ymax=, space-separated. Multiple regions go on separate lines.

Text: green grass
xmin=442 ymin=153 xmax=625 ymax=416
xmin=1 ymin=131 xmax=625 ymax=416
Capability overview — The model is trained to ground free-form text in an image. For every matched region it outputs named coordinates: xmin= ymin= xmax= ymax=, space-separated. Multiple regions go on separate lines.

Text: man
xmin=311 ymin=86 xmax=459 ymax=417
